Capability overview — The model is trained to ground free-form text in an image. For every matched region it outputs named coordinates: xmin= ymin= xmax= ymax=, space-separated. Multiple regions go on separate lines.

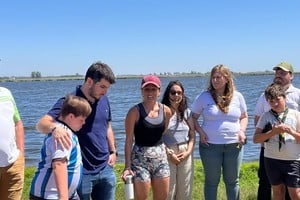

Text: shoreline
xmin=0 ymin=71 xmax=290 ymax=82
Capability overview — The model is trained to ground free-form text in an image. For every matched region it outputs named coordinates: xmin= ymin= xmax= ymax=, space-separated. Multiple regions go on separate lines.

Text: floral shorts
xmin=131 ymin=144 xmax=170 ymax=182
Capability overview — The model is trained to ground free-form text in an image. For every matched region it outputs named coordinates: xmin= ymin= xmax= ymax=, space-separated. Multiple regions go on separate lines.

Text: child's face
xmin=267 ymin=96 xmax=286 ymax=112
xmin=69 ymin=115 xmax=86 ymax=131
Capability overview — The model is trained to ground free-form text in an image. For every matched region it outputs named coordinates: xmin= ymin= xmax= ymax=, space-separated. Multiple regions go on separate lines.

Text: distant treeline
xmin=1 ymin=71 xmax=299 ymax=82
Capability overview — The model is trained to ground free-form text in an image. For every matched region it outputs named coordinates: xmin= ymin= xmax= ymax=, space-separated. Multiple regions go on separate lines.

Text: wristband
xmin=111 ymin=150 xmax=118 ymax=156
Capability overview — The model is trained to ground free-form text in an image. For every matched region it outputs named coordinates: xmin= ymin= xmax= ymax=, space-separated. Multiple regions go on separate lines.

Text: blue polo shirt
xmin=48 ymin=85 xmax=111 ymax=174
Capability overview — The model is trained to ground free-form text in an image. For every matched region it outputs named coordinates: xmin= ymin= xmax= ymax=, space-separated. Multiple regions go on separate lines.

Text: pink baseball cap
xmin=141 ymin=75 xmax=161 ymax=88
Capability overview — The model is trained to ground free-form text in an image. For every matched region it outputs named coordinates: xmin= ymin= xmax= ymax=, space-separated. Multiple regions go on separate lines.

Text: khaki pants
xmin=0 ymin=152 xmax=25 ymax=200
xmin=167 ymin=143 xmax=194 ymax=200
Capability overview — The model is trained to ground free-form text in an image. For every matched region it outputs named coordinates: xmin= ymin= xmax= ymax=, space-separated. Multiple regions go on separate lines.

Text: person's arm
xmin=36 ymin=114 xmax=71 ymax=149
xmin=192 ymin=112 xmax=201 ymax=133
xmin=192 ymin=112 xmax=208 ymax=145
xmin=186 ymin=116 xmax=195 ymax=155
xmin=238 ymin=112 xmax=248 ymax=144
xmin=237 ymin=92 xmax=248 ymax=144
xmin=253 ymin=112 xmax=276 ymax=143
xmin=253 ymin=126 xmax=278 ymax=143
xmin=176 ymin=116 xmax=196 ymax=163
xmin=107 ymin=122 xmax=117 ymax=166
xmin=163 ymin=105 xmax=172 ymax=130
xmin=36 ymin=114 xmax=57 ymax=133
xmin=255 ymin=120 xmax=300 ymax=143
xmin=121 ymin=106 xmax=136 ymax=181
xmin=52 ymin=158 xmax=68 ymax=200
xmin=282 ymin=124 xmax=300 ymax=142
xmin=15 ymin=120 xmax=24 ymax=154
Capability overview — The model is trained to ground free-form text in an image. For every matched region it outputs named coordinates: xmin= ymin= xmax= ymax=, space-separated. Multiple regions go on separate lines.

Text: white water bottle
xmin=125 ymin=175 xmax=134 ymax=200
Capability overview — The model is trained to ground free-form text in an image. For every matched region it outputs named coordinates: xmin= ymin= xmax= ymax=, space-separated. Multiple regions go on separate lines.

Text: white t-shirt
xmin=191 ymin=90 xmax=247 ymax=144
xmin=257 ymin=109 xmax=300 ymax=160
xmin=0 ymin=87 xmax=22 ymax=167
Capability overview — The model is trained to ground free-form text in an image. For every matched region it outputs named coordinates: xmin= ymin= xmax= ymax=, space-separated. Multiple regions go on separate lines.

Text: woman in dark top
xmin=121 ymin=75 xmax=172 ymax=200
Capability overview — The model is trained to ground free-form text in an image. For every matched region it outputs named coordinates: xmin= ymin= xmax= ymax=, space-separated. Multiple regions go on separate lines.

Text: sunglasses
xmin=170 ymin=90 xmax=182 ymax=95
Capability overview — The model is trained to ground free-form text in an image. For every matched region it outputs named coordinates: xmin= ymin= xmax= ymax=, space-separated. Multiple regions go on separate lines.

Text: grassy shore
xmin=23 ymin=160 xmax=259 ymax=200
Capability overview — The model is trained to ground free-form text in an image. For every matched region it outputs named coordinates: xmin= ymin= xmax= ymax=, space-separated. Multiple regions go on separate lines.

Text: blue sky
xmin=0 ymin=1 xmax=299 ymax=77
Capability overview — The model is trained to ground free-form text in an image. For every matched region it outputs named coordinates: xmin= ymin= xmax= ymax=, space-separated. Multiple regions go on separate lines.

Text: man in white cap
xmin=254 ymin=61 xmax=300 ymax=200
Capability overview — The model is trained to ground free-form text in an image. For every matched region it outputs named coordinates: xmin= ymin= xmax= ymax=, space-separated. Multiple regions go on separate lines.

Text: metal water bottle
xmin=125 ymin=175 xmax=134 ymax=200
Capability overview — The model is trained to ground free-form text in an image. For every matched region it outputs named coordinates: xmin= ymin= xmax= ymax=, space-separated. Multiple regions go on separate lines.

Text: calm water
xmin=2 ymin=75 xmax=300 ymax=166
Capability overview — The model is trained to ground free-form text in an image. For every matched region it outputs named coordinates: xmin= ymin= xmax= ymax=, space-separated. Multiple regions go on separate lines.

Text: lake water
xmin=2 ymin=74 xmax=299 ymax=166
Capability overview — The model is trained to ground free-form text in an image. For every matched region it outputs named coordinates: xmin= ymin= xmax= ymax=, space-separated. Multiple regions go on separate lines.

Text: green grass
xmin=23 ymin=160 xmax=259 ymax=200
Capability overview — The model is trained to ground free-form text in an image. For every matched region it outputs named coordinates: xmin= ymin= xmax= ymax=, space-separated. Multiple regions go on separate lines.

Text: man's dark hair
xmin=85 ymin=61 xmax=116 ymax=84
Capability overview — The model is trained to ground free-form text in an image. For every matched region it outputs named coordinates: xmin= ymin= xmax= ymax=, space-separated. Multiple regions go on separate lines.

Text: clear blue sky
xmin=1 ymin=1 xmax=299 ymax=77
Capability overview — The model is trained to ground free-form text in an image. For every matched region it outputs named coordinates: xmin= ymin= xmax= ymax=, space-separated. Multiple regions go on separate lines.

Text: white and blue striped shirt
xmin=30 ymin=122 xmax=82 ymax=199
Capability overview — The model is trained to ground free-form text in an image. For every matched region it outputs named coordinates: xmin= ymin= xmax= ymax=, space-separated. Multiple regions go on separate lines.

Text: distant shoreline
xmin=1 ymin=71 xmax=299 ymax=82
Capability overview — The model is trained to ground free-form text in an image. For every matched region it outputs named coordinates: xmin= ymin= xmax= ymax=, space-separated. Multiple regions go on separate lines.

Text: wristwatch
xmin=110 ymin=150 xmax=116 ymax=154
xmin=110 ymin=150 xmax=118 ymax=156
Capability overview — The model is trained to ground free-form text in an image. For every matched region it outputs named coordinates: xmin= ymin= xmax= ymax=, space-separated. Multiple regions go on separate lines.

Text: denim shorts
xmin=131 ymin=144 xmax=170 ymax=182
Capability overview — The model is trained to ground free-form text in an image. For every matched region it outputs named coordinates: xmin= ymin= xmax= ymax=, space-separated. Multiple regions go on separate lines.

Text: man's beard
xmin=88 ymin=87 xmax=99 ymax=101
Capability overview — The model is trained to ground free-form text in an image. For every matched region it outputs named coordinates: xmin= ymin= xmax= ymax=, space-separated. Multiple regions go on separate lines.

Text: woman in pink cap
xmin=121 ymin=75 xmax=172 ymax=200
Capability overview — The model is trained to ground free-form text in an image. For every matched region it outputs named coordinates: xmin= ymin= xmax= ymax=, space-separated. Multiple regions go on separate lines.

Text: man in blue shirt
xmin=36 ymin=61 xmax=117 ymax=200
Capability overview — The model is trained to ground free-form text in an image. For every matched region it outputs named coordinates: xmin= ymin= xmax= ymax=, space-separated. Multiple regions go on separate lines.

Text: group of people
xmin=121 ymin=76 xmax=195 ymax=200
xmin=1 ymin=60 xmax=300 ymax=200
xmin=1 ymin=62 xmax=118 ymax=200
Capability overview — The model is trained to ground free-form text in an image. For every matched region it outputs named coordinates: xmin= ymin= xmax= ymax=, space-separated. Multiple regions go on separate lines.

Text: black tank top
xmin=134 ymin=103 xmax=165 ymax=147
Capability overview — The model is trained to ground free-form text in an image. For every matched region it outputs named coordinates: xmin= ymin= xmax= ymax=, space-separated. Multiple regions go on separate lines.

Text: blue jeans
xmin=199 ymin=143 xmax=243 ymax=200
xmin=77 ymin=164 xmax=116 ymax=200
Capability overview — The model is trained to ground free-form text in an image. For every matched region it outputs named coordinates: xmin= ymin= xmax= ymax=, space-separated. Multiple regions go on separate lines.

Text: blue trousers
xmin=199 ymin=143 xmax=243 ymax=200
xmin=77 ymin=164 xmax=116 ymax=200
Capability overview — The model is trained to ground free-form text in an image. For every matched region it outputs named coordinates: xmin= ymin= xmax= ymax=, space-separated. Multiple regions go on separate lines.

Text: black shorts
xmin=264 ymin=157 xmax=300 ymax=188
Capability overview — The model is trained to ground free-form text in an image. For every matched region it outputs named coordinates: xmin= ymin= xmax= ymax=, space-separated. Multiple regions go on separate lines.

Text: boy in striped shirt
xmin=30 ymin=95 xmax=91 ymax=200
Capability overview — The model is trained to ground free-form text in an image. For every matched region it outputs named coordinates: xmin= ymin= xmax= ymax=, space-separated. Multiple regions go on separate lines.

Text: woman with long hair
xmin=191 ymin=64 xmax=248 ymax=200
xmin=161 ymin=80 xmax=195 ymax=200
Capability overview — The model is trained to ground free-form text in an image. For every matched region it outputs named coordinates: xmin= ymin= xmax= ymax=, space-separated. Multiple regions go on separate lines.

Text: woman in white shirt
xmin=191 ymin=64 xmax=248 ymax=200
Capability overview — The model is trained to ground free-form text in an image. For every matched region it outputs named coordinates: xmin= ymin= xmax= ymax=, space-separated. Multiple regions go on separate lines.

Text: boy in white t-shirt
xmin=30 ymin=95 xmax=91 ymax=200
xmin=253 ymin=83 xmax=300 ymax=199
